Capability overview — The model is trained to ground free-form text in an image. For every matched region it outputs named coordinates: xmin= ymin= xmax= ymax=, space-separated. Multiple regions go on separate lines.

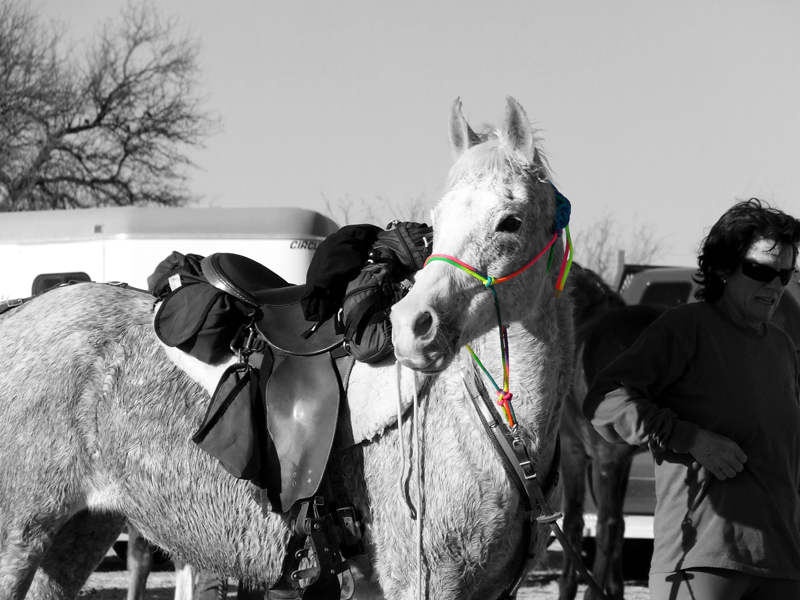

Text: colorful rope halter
xmin=422 ymin=183 xmax=573 ymax=428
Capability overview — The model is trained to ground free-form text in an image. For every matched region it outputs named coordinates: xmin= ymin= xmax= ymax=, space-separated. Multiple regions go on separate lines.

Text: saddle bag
xmin=339 ymin=221 xmax=433 ymax=363
xmin=149 ymin=251 xmax=258 ymax=364
xmin=373 ymin=220 xmax=433 ymax=274
xmin=191 ymin=361 xmax=266 ymax=481
xmin=340 ymin=261 xmax=399 ymax=363
xmin=147 ymin=251 xmax=207 ymax=297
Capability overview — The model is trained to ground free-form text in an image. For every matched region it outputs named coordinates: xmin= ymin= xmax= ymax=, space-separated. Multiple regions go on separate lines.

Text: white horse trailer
xmin=0 ymin=206 xmax=338 ymax=301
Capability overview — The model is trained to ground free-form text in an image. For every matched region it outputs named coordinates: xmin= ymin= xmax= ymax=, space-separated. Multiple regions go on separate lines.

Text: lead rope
xmin=394 ymin=362 xmax=426 ymax=600
xmin=396 ymin=361 xmax=417 ymax=519
xmin=412 ymin=371 xmax=424 ymax=600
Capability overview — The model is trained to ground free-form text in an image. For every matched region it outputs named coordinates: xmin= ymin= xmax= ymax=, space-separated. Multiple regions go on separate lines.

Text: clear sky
xmin=36 ymin=0 xmax=800 ymax=268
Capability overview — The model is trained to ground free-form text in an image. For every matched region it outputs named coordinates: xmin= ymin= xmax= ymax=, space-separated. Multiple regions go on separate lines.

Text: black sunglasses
xmin=740 ymin=260 xmax=796 ymax=286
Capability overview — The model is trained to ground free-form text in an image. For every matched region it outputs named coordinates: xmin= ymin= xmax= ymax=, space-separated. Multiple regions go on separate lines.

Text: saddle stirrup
xmin=267 ymin=497 xmax=353 ymax=600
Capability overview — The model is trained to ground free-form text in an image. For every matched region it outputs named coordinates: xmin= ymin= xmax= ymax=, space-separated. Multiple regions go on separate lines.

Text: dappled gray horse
xmin=0 ymin=97 xmax=573 ymax=600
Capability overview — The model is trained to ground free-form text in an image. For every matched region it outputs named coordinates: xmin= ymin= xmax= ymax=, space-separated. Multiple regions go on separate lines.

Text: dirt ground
xmin=79 ymin=546 xmax=651 ymax=600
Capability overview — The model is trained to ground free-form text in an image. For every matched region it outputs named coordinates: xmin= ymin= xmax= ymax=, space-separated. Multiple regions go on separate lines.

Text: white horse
xmin=0 ymin=96 xmax=573 ymax=600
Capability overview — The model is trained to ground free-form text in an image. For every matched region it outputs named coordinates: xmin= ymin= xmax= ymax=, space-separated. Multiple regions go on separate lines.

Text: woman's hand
xmin=688 ymin=428 xmax=747 ymax=480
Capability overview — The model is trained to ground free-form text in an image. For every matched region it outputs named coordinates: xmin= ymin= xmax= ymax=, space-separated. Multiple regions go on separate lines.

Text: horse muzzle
xmin=390 ymin=302 xmax=450 ymax=373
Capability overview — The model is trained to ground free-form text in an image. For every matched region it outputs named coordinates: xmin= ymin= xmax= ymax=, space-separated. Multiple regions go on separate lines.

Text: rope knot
xmin=484 ymin=276 xmax=495 ymax=287
xmin=497 ymin=390 xmax=513 ymax=404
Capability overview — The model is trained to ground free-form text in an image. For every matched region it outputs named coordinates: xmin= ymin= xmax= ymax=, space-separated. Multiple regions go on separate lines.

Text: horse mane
xmin=446 ymin=126 xmax=549 ymax=188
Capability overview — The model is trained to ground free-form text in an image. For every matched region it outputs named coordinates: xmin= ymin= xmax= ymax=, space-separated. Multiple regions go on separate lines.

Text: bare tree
xmin=323 ymin=192 xmax=432 ymax=227
xmin=0 ymin=0 xmax=217 ymax=211
xmin=572 ymin=213 xmax=664 ymax=283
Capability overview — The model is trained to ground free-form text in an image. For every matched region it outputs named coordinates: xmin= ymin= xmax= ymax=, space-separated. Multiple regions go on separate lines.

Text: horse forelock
xmin=435 ymin=134 xmax=552 ymax=261
xmin=446 ymin=127 xmax=548 ymax=189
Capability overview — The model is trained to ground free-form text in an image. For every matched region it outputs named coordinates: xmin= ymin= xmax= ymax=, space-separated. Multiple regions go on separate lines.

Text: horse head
xmin=569 ymin=263 xmax=626 ymax=328
xmin=392 ymin=96 xmax=563 ymax=372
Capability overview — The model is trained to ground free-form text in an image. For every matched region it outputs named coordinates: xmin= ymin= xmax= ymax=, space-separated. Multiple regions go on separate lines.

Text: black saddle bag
xmin=339 ymin=221 xmax=433 ymax=363
xmin=340 ymin=261 xmax=399 ymax=363
xmin=191 ymin=361 xmax=266 ymax=481
xmin=149 ymin=251 xmax=258 ymax=364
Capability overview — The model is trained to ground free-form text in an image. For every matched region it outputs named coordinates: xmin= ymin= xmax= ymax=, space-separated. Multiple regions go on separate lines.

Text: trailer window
xmin=32 ymin=272 xmax=92 ymax=294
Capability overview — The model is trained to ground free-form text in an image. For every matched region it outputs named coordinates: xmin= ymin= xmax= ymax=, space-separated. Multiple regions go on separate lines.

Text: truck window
xmin=639 ymin=282 xmax=693 ymax=308
xmin=32 ymin=272 xmax=92 ymax=295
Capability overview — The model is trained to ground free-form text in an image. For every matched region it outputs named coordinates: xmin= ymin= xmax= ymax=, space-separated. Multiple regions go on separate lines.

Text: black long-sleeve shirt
xmin=584 ymin=301 xmax=800 ymax=579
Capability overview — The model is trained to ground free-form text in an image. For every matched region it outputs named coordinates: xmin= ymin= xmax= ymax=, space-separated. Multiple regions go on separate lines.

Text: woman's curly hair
xmin=694 ymin=198 xmax=800 ymax=302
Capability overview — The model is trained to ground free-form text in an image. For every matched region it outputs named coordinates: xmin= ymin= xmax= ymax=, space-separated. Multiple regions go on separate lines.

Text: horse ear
xmin=504 ymin=96 xmax=534 ymax=161
xmin=449 ymin=97 xmax=481 ymax=159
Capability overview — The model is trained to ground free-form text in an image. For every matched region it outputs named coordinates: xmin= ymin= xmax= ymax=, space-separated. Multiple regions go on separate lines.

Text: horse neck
xmin=463 ymin=291 xmax=572 ymax=474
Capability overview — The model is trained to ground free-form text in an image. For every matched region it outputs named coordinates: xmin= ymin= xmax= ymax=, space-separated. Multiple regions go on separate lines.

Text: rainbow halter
xmin=423 ymin=184 xmax=573 ymax=428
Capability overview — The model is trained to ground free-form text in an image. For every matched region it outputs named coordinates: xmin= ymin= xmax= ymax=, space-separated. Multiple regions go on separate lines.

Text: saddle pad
xmin=336 ymin=358 xmax=420 ymax=446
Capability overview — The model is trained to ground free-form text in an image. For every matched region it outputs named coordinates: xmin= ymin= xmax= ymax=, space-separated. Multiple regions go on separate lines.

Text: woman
xmin=584 ymin=199 xmax=800 ymax=599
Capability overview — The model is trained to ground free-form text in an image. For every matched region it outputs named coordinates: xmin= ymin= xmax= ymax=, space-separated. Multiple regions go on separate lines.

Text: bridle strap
xmin=461 ymin=358 xmax=560 ymax=508
xmin=421 ymin=203 xmax=574 ymax=430
xmin=461 ymin=359 xmax=610 ymax=600
xmin=424 ymin=231 xmax=559 ymax=288
xmin=423 ymin=183 xmax=595 ymax=596
xmin=424 ymin=231 xmax=566 ymax=429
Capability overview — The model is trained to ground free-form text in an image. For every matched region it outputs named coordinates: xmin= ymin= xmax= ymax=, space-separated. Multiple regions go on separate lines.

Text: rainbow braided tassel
xmin=554 ymin=225 xmax=574 ymax=298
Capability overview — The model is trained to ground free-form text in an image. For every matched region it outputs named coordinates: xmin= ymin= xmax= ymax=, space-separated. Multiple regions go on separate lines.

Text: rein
xmin=462 ymin=360 xmax=609 ymax=600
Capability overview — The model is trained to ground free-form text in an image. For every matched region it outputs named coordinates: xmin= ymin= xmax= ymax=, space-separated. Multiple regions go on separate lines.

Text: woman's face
xmin=718 ymin=237 xmax=795 ymax=328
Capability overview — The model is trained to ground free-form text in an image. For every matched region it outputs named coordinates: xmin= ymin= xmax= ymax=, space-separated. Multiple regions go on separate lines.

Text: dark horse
xmin=560 ymin=265 xmax=665 ymax=600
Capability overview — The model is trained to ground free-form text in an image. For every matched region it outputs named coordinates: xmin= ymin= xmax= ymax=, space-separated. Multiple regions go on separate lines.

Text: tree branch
xmin=0 ymin=0 xmax=218 ymax=211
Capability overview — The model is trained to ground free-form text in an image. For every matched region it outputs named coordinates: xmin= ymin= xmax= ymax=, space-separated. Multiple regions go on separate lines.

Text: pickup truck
xmin=581 ymin=264 xmax=800 ymax=539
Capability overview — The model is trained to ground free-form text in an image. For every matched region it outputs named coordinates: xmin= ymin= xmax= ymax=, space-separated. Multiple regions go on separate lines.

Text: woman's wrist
xmin=669 ymin=420 xmax=700 ymax=453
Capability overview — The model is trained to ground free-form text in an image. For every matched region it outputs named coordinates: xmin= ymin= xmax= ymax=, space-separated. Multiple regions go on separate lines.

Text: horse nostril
xmin=413 ymin=310 xmax=435 ymax=338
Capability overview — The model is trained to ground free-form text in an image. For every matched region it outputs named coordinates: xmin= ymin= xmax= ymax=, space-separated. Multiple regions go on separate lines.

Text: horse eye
xmin=497 ymin=216 xmax=522 ymax=233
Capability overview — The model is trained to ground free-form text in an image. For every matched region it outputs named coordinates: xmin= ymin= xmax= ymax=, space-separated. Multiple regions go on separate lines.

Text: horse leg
xmin=127 ymin=524 xmax=201 ymax=600
xmin=174 ymin=563 xmax=195 ymax=600
xmin=25 ymin=510 xmax=126 ymax=600
xmin=190 ymin=568 xmax=228 ymax=600
xmin=585 ymin=441 xmax=634 ymax=600
xmin=0 ymin=525 xmax=54 ymax=600
xmin=126 ymin=524 xmax=153 ymax=600
xmin=235 ymin=579 xmax=265 ymax=600
xmin=558 ymin=425 xmax=588 ymax=600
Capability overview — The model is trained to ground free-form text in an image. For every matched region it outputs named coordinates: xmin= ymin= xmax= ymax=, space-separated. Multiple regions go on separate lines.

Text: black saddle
xmin=201 ymin=253 xmax=343 ymax=356
xmin=198 ymin=253 xmax=348 ymax=514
